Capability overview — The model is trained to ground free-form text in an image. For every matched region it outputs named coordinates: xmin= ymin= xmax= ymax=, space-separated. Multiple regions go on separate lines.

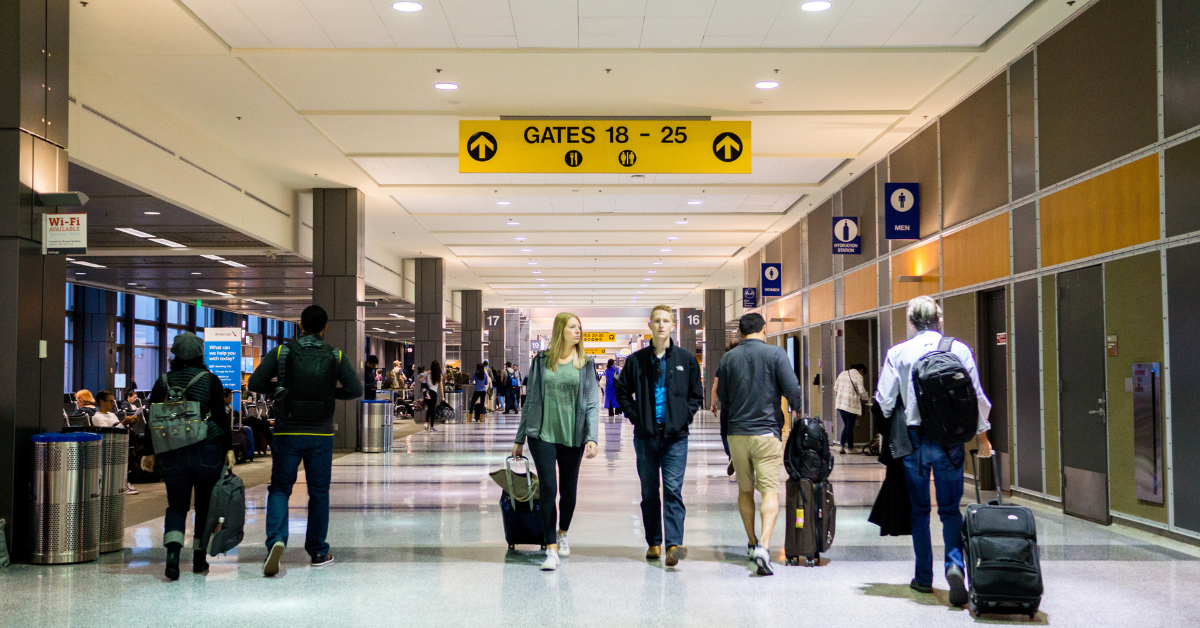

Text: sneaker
xmin=910 ymin=578 xmax=934 ymax=594
xmin=839 ymin=447 xmax=847 ymax=455
xmin=747 ymin=543 xmax=757 ymax=560
xmin=263 ymin=541 xmax=285 ymax=577
xmin=752 ymin=545 xmax=773 ymax=576
xmin=947 ymin=564 xmax=968 ymax=607
xmin=311 ymin=553 xmax=335 ymax=567
xmin=556 ymin=532 xmax=570 ymax=557
xmin=646 ymin=545 xmax=662 ymax=560
xmin=124 ymin=483 xmax=138 ymax=495
xmin=665 ymin=545 xmax=688 ymax=567
xmin=540 ymin=548 xmax=560 ymax=571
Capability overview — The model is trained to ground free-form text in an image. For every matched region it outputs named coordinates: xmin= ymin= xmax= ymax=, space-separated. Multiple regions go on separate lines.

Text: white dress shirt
xmin=874 ymin=330 xmax=992 ymax=434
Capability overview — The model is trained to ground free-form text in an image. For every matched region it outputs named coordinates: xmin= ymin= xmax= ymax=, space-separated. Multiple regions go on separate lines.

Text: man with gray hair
xmin=875 ymin=295 xmax=992 ymax=606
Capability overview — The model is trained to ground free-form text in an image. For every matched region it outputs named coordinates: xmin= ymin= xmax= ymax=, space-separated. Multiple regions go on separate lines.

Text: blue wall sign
xmin=884 ymin=182 xmax=920 ymax=239
xmin=761 ymin=263 xmax=782 ymax=297
xmin=204 ymin=328 xmax=243 ymax=410
xmin=832 ymin=217 xmax=861 ymax=254
xmin=742 ymin=287 xmax=757 ymax=308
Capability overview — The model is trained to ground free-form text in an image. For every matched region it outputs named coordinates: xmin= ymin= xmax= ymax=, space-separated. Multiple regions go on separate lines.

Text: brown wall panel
xmin=942 ymin=73 xmax=1010 ymax=227
xmin=891 ymin=306 xmax=908 ymax=345
xmin=943 ymin=214 xmax=1011 ymax=291
xmin=807 ymin=200 xmax=834 ymax=284
xmin=844 ymin=263 xmax=878 ymax=317
xmin=809 ymin=281 xmax=835 ymax=324
xmin=1012 ymin=202 xmax=1038 ymax=274
xmin=1038 ymin=0 xmax=1158 ymax=187
xmin=1010 ymin=52 xmax=1037 ymax=200
xmin=782 ymin=222 xmax=802 ymax=295
xmin=889 ymin=124 xmax=941 ymax=240
xmin=1040 ymin=155 xmax=1160 ymax=267
xmin=1163 ymin=0 xmax=1200 ymax=137
xmin=1166 ymin=136 xmax=1200 ymax=237
xmin=942 ymin=293 xmax=978 ymax=358
xmin=841 ymin=168 xmax=877 ymax=269
xmin=890 ymin=239 xmax=941 ymax=304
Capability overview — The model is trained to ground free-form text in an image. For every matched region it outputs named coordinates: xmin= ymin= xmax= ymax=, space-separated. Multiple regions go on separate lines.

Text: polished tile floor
xmin=3 ymin=413 xmax=1200 ymax=627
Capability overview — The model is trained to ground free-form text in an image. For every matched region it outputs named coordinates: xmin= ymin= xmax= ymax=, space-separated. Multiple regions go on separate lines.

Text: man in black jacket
xmin=616 ymin=305 xmax=704 ymax=567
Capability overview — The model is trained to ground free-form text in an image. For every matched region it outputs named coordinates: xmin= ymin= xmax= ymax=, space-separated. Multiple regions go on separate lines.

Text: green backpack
xmin=147 ymin=372 xmax=211 ymax=453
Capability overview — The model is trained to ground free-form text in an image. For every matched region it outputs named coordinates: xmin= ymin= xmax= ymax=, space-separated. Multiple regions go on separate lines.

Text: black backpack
xmin=785 ymin=416 xmax=833 ymax=483
xmin=912 ymin=336 xmax=979 ymax=446
xmin=274 ymin=340 xmax=342 ymax=424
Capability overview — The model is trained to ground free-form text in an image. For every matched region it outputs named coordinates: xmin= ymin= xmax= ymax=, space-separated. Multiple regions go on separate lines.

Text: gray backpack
xmin=147 ymin=372 xmax=210 ymax=453
xmin=204 ymin=465 xmax=245 ymax=556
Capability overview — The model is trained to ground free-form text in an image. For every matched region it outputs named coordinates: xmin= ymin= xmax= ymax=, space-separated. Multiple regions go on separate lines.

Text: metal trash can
xmin=446 ymin=390 xmax=465 ymax=423
xmin=30 ymin=432 xmax=102 ymax=564
xmin=63 ymin=427 xmax=129 ymax=553
xmin=358 ymin=400 xmax=394 ymax=453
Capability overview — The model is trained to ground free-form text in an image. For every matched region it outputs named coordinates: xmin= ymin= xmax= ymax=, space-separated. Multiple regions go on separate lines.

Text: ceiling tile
xmin=231 ymin=0 xmax=334 ymax=48
xmin=579 ymin=17 xmax=645 ymax=47
xmin=508 ymin=0 xmax=578 ymax=17
xmin=514 ymin=16 xmax=579 ymax=47
xmin=579 ymin=0 xmax=648 ymax=18
xmin=640 ymin=17 xmax=708 ymax=47
xmin=378 ymin=15 xmax=459 ymax=47
xmin=181 ymin=0 xmax=273 ymax=48
xmin=316 ymin=17 xmax=398 ymax=48
xmin=887 ymin=14 xmax=972 ymax=46
xmin=912 ymin=0 xmax=990 ymax=17
xmin=709 ymin=0 xmax=784 ymax=18
xmin=644 ymin=0 xmax=716 ymax=18
xmin=947 ymin=0 xmax=1035 ymax=46
xmin=439 ymin=0 xmax=513 ymax=18
xmin=845 ymin=0 xmax=921 ymax=17
xmin=447 ymin=15 xmax=516 ymax=37
xmin=823 ymin=14 xmax=905 ymax=46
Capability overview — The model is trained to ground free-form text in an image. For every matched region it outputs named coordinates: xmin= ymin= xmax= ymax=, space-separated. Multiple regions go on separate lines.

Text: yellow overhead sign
xmin=584 ymin=348 xmax=608 ymax=355
xmin=582 ymin=332 xmax=616 ymax=343
xmin=459 ymin=120 xmax=751 ymax=174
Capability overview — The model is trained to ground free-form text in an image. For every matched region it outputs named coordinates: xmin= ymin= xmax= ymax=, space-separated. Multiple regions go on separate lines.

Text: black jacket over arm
xmin=615 ymin=339 xmax=704 ymax=439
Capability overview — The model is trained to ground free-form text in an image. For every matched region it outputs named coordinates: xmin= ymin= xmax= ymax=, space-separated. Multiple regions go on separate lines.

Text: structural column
xmin=312 ymin=188 xmax=366 ymax=450
xmin=0 ymin=0 xmax=70 ymax=560
xmin=703 ymin=289 xmax=726 ymax=407
xmin=488 ymin=310 xmax=505 ymax=368
xmin=460 ymin=290 xmax=483 ymax=371
xmin=80 ymin=287 xmax=116 ymax=393
xmin=414 ymin=258 xmax=445 ymax=376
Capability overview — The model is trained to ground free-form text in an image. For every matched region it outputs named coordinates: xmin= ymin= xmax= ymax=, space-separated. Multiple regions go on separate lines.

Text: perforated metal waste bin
xmin=63 ymin=426 xmax=129 ymax=553
xmin=30 ymin=432 xmax=102 ymax=564
xmin=446 ymin=390 xmax=465 ymax=423
xmin=359 ymin=400 xmax=394 ymax=453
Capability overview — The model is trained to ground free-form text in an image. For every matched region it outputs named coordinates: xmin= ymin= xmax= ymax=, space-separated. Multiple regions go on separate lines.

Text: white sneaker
xmin=752 ymin=545 xmax=774 ymax=576
xmin=123 ymin=483 xmax=138 ymax=495
xmin=556 ymin=532 xmax=570 ymax=556
xmin=540 ymin=548 xmax=560 ymax=571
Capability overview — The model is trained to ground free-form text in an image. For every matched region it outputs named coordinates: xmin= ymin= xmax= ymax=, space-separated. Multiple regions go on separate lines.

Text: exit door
xmin=1057 ymin=266 xmax=1110 ymax=524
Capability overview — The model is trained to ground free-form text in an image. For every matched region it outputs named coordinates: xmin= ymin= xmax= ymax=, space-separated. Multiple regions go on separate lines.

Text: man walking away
xmin=504 ymin=362 xmax=520 ymax=413
xmin=249 ymin=305 xmax=363 ymax=576
xmin=716 ymin=313 xmax=802 ymax=576
xmin=363 ymin=355 xmax=379 ymax=400
xmin=875 ymin=296 xmax=992 ymax=606
xmin=616 ymin=306 xmax=704 ymax=567
xmin=834 ymin=364 xmax=872 ymax=454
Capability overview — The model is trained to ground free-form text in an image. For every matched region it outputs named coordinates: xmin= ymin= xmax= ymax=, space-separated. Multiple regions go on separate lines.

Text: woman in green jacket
xmin=512 ymin=312 xmax=599 ymax=571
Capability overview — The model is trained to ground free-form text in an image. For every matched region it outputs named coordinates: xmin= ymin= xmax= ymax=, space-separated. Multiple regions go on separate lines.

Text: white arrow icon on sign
xmin=890 ymin=188 xmax=914 ymax=212
xmin=764 ymin=266 xmax=779 ymax=281
xmin=834 ymin=219 xmax=858 ymax=242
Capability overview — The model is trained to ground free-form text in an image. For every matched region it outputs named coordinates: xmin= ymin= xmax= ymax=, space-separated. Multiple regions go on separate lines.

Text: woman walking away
xmin=603 ymin=359 xmax=620 ymax=417
xmin=423 ymin=360 xmax=443 ymax=432
xmin=140 ymin=332 xmax=235 ymax=580
xmin=512 ymin=312 xmax=600 ymax=571
xmin=469 ymin=363 xmax=490 ymax=422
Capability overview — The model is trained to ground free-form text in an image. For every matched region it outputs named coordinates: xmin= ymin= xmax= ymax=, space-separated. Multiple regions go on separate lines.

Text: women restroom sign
xmin=885 ymin=183 xmax=920 ymax=239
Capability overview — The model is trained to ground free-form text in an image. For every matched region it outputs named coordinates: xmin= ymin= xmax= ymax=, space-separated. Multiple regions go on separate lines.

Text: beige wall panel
xmin=943 ymin=214 xmax=1011 ymax=291
xmin=809 ymin=282 xmax=835 ymax=324
xmin=890 ymin=239 xmax=941 ymax=304
xmin=844 ymin=263 xmax=878 ymax=317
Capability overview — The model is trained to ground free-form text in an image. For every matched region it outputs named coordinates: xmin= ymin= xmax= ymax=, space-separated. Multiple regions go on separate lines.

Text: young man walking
xmin=875 ymin=296 xmax=992 ymax=606
xmin=716 ymin=313 xmax=802 ymax=576
xmin=249 ymin=305 xmax=363 ymax=576
xmin=504 ymin=362 xmax=521 ymax=413
xmin=616 ymin=305 xmax=704 ymax=567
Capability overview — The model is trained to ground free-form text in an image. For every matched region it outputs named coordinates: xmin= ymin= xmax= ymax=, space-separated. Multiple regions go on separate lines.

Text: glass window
xmin=166 ymin=301 xmax=190 ymax=326
xmin=266 ymin=318 xmax=279 ymax=337
xmin=134 ymin=324 xmax=158 ymax=347
xmin=116 ymin=292 xmax=126 ymax=317
xmin=63 ymin=347 xmax=74 ymax=394
xmin=195 ymin=330 xmax=204 ymax=340
xmin=134 ymin=295 xmax=158 ymax=321
xmin=65 ymin=284 xmax=75 ymax=311
xmin=264 ymin=338 xmax=278 ymax=354
xmin=246 ymin=316 xmax=262 ymax=334
xmin=166 ymin=327 xmax=185 ymax=351
xmin=134 ymin=324 xmax=160 ymax=388
xmin=196 ymin=306 xmax=215 ymax=329
xmin=65 ymin=316 xmax=73 ymax=342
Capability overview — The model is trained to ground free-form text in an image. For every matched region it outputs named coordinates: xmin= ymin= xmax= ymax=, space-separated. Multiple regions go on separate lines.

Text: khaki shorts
xmin=728 ymin=434 xmax=783 ymax=494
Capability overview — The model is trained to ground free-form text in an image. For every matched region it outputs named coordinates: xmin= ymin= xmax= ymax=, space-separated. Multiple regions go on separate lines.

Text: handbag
xmin=204 ymin=465 xmax=246 ymax=556
xmin=489 ymin=456 xmax=540 ymax=503
xmin=147 ymin=372 xmax=211 ymax=453
xmin=435 ymin=401 xmax=455 ymax=423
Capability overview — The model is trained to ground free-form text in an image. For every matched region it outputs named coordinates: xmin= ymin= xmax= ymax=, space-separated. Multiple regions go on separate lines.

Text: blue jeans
xmin=633 ymin=435 xmax=689 ymax=548
xmin=266 ymin=435 xmax=334 ymax=557
xmin=158 ymin=439 xmax=224 ymax=548
xmin=902 ymin=427 xmax=966 ymax=586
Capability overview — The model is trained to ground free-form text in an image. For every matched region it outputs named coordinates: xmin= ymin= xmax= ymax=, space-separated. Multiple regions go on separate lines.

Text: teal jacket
xmin=515 ymin=352 xmax=600 ymax=447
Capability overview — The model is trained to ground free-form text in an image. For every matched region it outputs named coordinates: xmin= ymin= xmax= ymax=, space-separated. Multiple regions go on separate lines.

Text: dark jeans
xmin=425 ymin=391 xmax=439 ymax=426
xmin=526 ymin=437 xmax=584 ymax=546
xmin=266 ymin=434 xmax=334 ymax=557
xmin=159 ymin=439 xmax=224 ymax=548
xmin=902 ymin=426 xmax=966 ymax=586
xmin=633 ymin=435 xmax=688 ymax=548
xmin=838 ymin=409 xmax=858 ymax=449
xmin=505 ymin=389 xmax=518 ymax=413
xmin=470 ymin=390 xmax=487 ymax=420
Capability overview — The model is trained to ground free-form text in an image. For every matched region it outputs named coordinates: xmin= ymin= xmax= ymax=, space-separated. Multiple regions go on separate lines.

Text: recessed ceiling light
xmin=676 ymin=220 xmax=690 ymax=225
xmin=653 ymin=261 xmax=663 ymax=265
xmin=521 ymin=248 xmax=532 ymax=252
xmin=532 ymin=271 xmax=541 ymax=274
xmin=75 ymin=272 xmax=85 ymax=275
xmin=755 ymin=81 xmax=780 ymax=89
xmin=498 ymin=202 xmax=511 ymax=206
xmin=528 ymin=262 xmax=537 ymax=265
xmin=687 ymin=201 xmax=702 ymax=206
xmin=143 ymin=211 xmax=161 ymax=215
xmin=306 ymin=271 xmax=313 ymax=274
xmin=536 ymin=278 xmax=544 ymax=281
xmin=661 ymin=249 xmax=671 ymax=252
xmin=191 ymin=272 xmax=201 ymax=275
xmin=667 ymin=236 xmax=678 ymax=241
xmin=127 ymin=282 xmax=137 ymax=285
xmin=392 ymin=1 xmax=422 ymax=11
xmin=801 ymin=1 xmax=832 ymax=11
xmin=115 ymin=227 xmax=155 ymax=238
xmin=149 ymin=238 xmax=186 ymax=248
xmin=434 ymin=83 xmax=459 ymax=90
xmin=515 ymin=237 xmax=526 ymax=241
xmin=507 ymin=221 xmax=519 ymax=226
xmin=648 ymin=270 xmax=657 ymax=274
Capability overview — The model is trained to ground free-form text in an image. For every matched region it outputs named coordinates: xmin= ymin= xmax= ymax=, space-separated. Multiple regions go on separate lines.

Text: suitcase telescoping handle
xmin=970 ymin=449 xmax=1003 ymax=505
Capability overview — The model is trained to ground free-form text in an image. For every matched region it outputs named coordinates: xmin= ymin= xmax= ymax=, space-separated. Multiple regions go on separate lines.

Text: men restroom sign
xmin=832 ymin=217 xmax=860 ymax=254
xmin=884 ymin=183 xmax=920 ymax=239
xmin=761 ymin=263 xmax=781 ymax=297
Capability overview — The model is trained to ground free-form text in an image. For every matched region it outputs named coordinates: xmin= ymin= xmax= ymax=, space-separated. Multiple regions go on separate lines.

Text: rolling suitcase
xmin=962 ymin=453 xmax=1043 ymax=618
xmin=784 ymin=477 xmax=836 ymax=566
xmin=496 ymin=457 xmax=545 ymax=551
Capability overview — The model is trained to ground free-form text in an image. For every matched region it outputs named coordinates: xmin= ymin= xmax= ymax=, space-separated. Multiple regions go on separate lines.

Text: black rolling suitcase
xmin=962 ymin=452 xmax=1043 ymax=618
xmin=494 ymin=457 xmax=545 ymax=551
xmin=784 ymin=478 xmax=836 ymax=566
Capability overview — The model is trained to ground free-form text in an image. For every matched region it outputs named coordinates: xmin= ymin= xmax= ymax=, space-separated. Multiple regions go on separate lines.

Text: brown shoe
xmin=665 ymin=545 xmax=688 ymax=567
xmin=645 ymin=545 xmax=662 ymax=560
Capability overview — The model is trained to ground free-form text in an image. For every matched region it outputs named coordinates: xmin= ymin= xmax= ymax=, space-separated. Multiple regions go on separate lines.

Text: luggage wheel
xmin=805 ymin=558 xmax=815 ymax=567
xmin=508 ymin=544 xmax=515 ymax=551
xmin=785 ymin=556 xmax=799 ymax=566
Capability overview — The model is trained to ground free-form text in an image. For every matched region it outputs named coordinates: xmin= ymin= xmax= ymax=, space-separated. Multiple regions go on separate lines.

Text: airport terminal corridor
xmin=3 ymin=413 xmax=1198 ymax=628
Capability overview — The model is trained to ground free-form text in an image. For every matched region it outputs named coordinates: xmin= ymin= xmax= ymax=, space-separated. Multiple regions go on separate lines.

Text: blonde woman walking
xmin=512 ymin=312 xmax=600 ymax=571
